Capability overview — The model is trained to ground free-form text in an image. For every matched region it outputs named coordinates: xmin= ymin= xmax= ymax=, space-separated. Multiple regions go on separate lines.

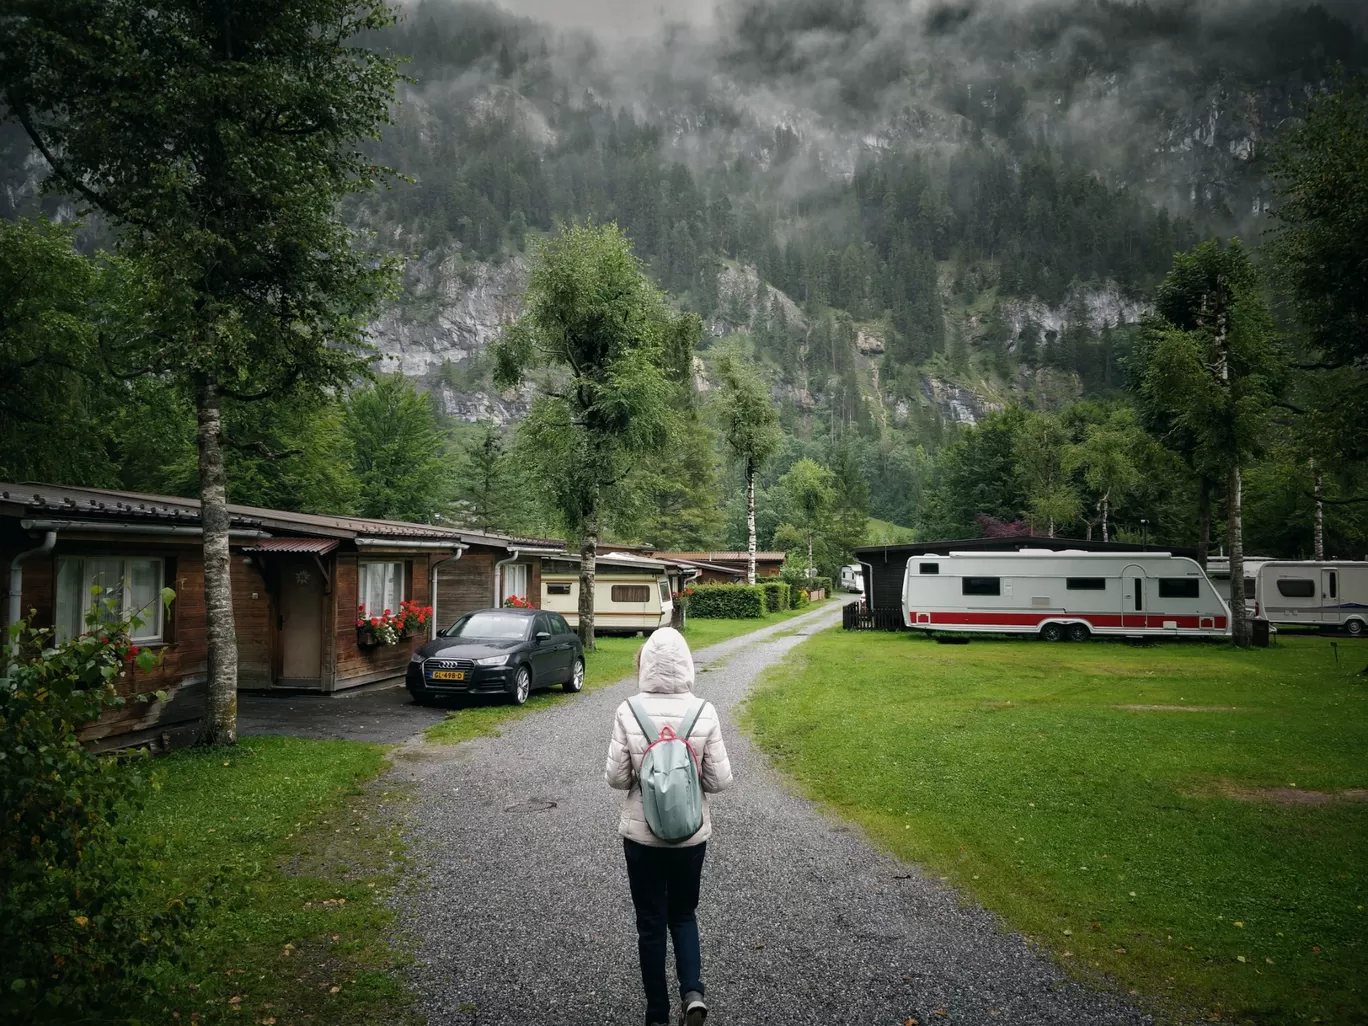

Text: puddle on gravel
xmin=505 ymin=798 xmax=558 ymax=812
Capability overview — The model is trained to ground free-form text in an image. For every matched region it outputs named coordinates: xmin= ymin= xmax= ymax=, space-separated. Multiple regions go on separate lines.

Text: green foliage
xmin=1063 ymin=406 xmax=1146 ymax=539
xmin=809 ymin=576 xmax=833 ymax=595
xmin=343 ymin=375 xmax=452 ymax=523
xmin=688 ymin=583 xmax=767 ymax=619
xmin=1 ymin=601 xmax=196 ymax=1023
xmin=779 ymin=457 xmax=836 ymax=569
xmin=453 ymin=422 xmax=525 ymax=533
xmin=760 ymin=580 xmax=791 ymax=612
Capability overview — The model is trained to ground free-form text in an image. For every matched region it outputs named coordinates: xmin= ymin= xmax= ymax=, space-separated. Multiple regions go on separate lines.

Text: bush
xmin=688 ymin=583 xmax=767 ymax=619
xmin=1 ymin=599 xmax=197 ymax=1023
xmin=792 ymin=588 xmax=810 ymax=609
xmin=811 ymin=576 xmax=833 ymax=595
xmin=760 ymin=580 xmax=791 ymax=612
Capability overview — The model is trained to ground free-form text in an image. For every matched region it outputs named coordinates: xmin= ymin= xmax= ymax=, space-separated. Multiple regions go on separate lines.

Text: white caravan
xmin=1205 ymin=555 xmax=1273 ymax=616
xmin=1254 ymin=561 xmax=1368 ymax=635
xmin=839 ymin=564 xmax=864 ymax=593
xmin=901 ymin=550 xmax=1231 ymax=640
xmin=540 ymin=553 xmax=682 ymax=635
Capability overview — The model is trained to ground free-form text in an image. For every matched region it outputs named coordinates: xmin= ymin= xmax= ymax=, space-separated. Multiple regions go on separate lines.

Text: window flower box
xmin=356 ymin=600 xmax=432 ymax=647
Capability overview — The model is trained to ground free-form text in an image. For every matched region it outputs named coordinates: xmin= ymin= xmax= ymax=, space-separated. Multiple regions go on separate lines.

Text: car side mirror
xmin=535 ymin=631 xmax=551 ymax=641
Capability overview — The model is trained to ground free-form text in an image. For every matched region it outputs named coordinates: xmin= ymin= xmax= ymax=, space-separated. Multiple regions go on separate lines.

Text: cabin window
xmin=546 ymin=582 xmax=572 ymax=596
xmin=359 ymin=561 xmax=404 ymax=618
xmin=919 ymin=563 xmax=939 ymax=574
xmin=1276 ymin=578 xmax=1316 ymax=598
xmin=962 ymin=577 xmax=1001 ymax=596
xmin=501 ymin=563 xmax=529 ymax=604
xmin=1157 ymin=578 xmax=1200 ymax=599
xmin=1066 ymin=577 xmax=1107 ymax=591
xmin=55 ymin=556 xmax=164 ymax=644
xmin=611 ymin=584 xmax=651 ymax=603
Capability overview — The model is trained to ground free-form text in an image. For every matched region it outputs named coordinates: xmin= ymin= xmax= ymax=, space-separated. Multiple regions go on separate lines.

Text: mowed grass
xmin=421 ymin=606 xmax=833 ymax=745
xmin=743 ymin=631 xmax=1368 ymax=1025
xmin=129 ymin=735 xmax=417 ymax=1025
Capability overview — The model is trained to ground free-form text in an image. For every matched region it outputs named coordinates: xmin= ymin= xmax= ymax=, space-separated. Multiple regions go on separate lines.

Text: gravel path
xmin=396 ymin=605 xmax=1151 ymax=1026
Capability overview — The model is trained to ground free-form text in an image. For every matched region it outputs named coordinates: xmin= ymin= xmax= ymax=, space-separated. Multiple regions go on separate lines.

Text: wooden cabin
xmin=651 ymin=551 xmax=786 ymax=583
xmin=1 ymin=483 xmax=557 ymax=751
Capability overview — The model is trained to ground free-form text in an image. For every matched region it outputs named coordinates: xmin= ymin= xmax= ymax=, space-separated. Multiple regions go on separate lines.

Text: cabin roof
xmin=0 ymin=482 xmax=562 ymax=552
xmin=655 ymin=551 xmax=786 ymax=563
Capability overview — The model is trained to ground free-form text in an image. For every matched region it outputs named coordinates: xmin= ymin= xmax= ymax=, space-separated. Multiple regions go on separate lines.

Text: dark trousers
xmin=623 ymin=838 xmax=707 ymax=1025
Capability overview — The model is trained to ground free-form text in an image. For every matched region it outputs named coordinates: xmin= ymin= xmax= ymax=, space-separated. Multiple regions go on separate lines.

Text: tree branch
xmin=8 ymin=98 xmax=133 ymax=224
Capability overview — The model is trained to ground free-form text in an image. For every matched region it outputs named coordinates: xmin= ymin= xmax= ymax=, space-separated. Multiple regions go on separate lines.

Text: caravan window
xmin=659 ymin=580 xmax=670 ymax=604
xmin=1329 ymin=572 xmax=1338 ymax=599
xmin=612 ymin=585 xmax=651 ymax=603
xmin=1158 ymin=578 xmax=1200 ymax=599
xmin=919 ymin=563 xmax=939 ymax=574
xmin=1066 ymin=578 xmax=1106 ymax=591
xmin=1244 ymin=578 xmax=1256 ymax=599
xmin=546 ymin=582 xmax=571 ymax=596
xmin=962 ymin=577 xmax=1001 ymax=596
xmin=1277 ymin=578 xmax=1316 ymax=598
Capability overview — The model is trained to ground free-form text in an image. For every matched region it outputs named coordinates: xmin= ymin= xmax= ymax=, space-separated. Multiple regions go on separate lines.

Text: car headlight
xmin=475 ymin=654 xmax=509 ymax=667
xmin=410 ymin=652 xmax=424 ymax=664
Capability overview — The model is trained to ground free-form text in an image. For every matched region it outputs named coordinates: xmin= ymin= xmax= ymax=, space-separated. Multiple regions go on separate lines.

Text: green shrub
xmin=810 ymin=576 xmax=833 ymax=595
xmin=792 ymin=588 xmax=810 ymax=609
xmin=689 ymin=583 xmax=767 ymax=619
xmin=2 ymin=598 xmax=197 ymax=1023
xmin=760 ymin=580 xmax=790 ymax=612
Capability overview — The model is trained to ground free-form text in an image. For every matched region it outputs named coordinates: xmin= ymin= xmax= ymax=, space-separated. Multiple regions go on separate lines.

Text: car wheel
xmin=1347 ymin=618 xmax=1365 ymax=637
xmin=1067 ymin=623 xmax=1091 ymax=643
xmin=509 ymin=665 xmax=531 ymax=705
xmin=1041 ymin=622 xmax=1065 ymax=642
xmin=563 ymin=657 xmax=585 ymax=693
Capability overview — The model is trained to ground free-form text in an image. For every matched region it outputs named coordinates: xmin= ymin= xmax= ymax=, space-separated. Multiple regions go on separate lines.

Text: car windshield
xmin=443 ymin=612 xmax=529 ymax=641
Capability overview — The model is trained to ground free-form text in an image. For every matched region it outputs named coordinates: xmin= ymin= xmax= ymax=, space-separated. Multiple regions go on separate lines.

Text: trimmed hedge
xmin=811 ymin=576 xmax=833 ymax=595
xmin=689 ymin=583 xmax=767 ymax=619
xmin=761 ymin=581 xmax=791 ymax=612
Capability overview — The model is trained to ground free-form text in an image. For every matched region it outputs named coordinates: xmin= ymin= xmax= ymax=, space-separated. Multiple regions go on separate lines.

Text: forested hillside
xmin=4 ymin=0 xmax=1367 ymax=574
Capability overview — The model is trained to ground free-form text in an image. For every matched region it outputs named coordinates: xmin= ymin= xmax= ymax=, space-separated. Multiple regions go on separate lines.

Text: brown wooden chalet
xmin=1 ymin=483 xmax=559 ymax=751
xmin=648 ymin=551 xmax=786 ymax=583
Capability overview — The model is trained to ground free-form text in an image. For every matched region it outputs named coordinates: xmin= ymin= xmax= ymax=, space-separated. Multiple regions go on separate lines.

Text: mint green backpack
xmin=627 ymin=696 xmax=707 ymax=844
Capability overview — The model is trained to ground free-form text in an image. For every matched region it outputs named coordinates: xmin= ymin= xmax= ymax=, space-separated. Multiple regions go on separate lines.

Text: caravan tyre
xmin=563 ymin=658 xmax=585 ymax=693
xmin=1040 ymin=622 xmax=1065 ymax=642
xmin=1346 ymin=619 xmax=1365 ymax=637
xmin=1067 ymin=623 xmax=1091 ymax=643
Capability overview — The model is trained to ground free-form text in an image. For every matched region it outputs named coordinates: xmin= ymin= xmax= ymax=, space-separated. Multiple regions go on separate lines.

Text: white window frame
xmin=358 ymin=561 xmax=405 ymax=618
xmin=55 ymin=556 xmax=164 ymax=644
xmin=501 ymin=563 xmax=529 ymax=604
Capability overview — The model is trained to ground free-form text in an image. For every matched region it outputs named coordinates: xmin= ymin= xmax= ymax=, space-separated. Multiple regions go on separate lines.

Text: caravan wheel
xmin=1040 ymin=623 xmax=1065 ymax=642
xmin=1346 ymin=619 xmax=1365 ymax=637
xmin=1067 ymin=623 xmax=1091 ymax=643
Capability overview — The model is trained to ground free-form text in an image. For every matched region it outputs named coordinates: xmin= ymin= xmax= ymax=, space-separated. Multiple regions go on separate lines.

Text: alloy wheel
xmin=512 ymin=666 xmax=531 ymax=705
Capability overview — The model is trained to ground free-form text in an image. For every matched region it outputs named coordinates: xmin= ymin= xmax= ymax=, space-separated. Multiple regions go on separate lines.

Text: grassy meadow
xmin=743 ymin=630 xmax=1368 ymax=1025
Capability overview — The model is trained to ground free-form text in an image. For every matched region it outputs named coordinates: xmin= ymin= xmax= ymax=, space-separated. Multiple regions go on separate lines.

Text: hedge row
xmin=791 ymin=587 xmax=810 ymax=609
xmin=761 ymin=580 xmax=791 ymax=612
xmin=689 ymin=583 xmax=767 ymax=619
xmin=810 ymin=576 xmax=833 ymax=595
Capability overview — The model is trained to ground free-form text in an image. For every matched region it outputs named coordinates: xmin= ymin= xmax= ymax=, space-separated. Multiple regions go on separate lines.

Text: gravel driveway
xmin=396 ymin=604 xmax=1150 ymax=1026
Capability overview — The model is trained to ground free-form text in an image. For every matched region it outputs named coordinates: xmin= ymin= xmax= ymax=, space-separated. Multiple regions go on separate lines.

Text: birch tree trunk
xmin=1313 ymin=464 xmax=1324 ymax=560
xmin=196 ymin=376 xmax=239 ymax=746
xmin=1228 ymin=465 xmax=1249 ymax=647
xmin=1100 ymin=493 xmax=1110 ymax=543
xmin=746 ymin=460 xmax=757 ymax=586
xmin=807 ymin=530 xmax=814 ymax=573
xmin=1196 ymin=476 xmax=1212 ymax=570
xmin=578 ymin=517 xmax=597 ymax=651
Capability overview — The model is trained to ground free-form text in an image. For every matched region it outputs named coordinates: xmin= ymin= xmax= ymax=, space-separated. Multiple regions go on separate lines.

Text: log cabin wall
xmin=12 ymin=538 xmax=211 ymax=753
xmin=435 ymin=547 xmax=498 ymax=627
xmin=232 ymin=551 xmax=274 ymax=688
xmin=332 ymin=550 xmax=436 ymax=692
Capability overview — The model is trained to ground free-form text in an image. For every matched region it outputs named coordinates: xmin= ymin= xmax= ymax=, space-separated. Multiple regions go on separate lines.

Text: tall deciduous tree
xmin=716 ymin=359 xmax=781 ymax=584
xmin=1014 ymin=411 xmax=1080 ymax=537
xmin=1065 ymin=407 xmax=1144 ymax=543
xmin=1138 ymin=239 xmax=1280 ymax=646
xmin=780 ymin=458 xmax=836 ymax=573
xmin=344 ymin=375 xmax=452 ymax=523
xmin=493 ymin=223 xmax=674 ymax=649
xmin=2 ymin=0 xmax=402 ymax=743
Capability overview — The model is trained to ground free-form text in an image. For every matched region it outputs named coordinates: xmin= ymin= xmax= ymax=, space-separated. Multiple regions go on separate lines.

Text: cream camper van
xmin=540 ymin=552 xmax=685 ymax=635
xmin=1255 ymin=561 xmax=1368 ymax=635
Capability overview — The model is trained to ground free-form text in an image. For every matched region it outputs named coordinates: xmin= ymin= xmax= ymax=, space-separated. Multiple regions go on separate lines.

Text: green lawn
xmin=130 ymin=736 xmax=416 ymax=1025
xmin=422 ymin=604 xmax=832 ymax=745
xmin=743 ymin=631 xmax=1368 ymax=1025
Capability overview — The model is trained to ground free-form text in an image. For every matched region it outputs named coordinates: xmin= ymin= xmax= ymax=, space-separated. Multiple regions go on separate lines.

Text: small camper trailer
xmin=839 ymin=564 xmax=864 ymax=593
xmin=901 ymin=550 xmax=1230 ymax=639
xmin=1254 ymin=561 xmax=1368 ymax=635
xmin=540 ymin=553 xmax=678 ymax=635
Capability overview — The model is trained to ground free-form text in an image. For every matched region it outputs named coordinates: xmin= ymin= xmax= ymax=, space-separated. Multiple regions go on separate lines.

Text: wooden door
xmin=278 ymin=557 xmax=323 ymax=684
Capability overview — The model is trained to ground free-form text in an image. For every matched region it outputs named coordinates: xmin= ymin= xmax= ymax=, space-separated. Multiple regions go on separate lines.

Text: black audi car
xmin=406 ymin=607 xmax=585 ymax=706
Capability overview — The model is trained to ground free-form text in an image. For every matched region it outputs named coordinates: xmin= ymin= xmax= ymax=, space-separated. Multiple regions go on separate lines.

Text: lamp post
xmin=1140 ymin=518 xmax=1149 ymax=550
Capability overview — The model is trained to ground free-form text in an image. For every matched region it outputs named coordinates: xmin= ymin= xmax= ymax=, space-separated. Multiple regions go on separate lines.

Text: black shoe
xmin=682 ymin=991 xmax=707 ymax=1026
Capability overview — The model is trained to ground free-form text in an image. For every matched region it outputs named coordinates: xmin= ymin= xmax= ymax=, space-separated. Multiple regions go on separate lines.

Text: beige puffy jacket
xmin=604 ymin=627 xmax=733 ymax=847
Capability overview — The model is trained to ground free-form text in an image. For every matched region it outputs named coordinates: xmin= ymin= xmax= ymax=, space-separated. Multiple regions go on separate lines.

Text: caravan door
xmin=1121 ymin=563 xmax=1146 ymax=632
xmin=1322 ymin=568 xmax=1339 ymax=623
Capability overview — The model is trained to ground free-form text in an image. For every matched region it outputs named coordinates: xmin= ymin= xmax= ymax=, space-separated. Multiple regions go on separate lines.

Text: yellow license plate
xmin=430 ymin=670 xmax=465 ymax=681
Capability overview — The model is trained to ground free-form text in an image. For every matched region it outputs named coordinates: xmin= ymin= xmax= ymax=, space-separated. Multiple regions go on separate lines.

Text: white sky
xmin=493 ymin=0 xmax=715 ymax=32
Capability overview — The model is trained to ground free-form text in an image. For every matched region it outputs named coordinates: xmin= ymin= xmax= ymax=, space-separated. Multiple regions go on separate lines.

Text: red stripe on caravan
xmin=922 ymin=613 xmax=1221 ymax=630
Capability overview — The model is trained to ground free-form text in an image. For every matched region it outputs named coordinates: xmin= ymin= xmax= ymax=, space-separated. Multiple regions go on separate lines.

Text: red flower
xmin=370 ymin=617 xmax=380 ymax=627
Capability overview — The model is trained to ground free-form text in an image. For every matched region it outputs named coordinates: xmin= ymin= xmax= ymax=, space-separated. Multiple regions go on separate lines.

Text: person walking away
xmin=605 ymin=627 xmax=733 ymax=1026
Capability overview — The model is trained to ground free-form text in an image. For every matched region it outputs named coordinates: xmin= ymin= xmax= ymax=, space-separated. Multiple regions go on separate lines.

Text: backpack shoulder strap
xmin=677 ymin=699 xmax=707 ymax=741
xmin=626 ymin=695 xmax=659 ymax=744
